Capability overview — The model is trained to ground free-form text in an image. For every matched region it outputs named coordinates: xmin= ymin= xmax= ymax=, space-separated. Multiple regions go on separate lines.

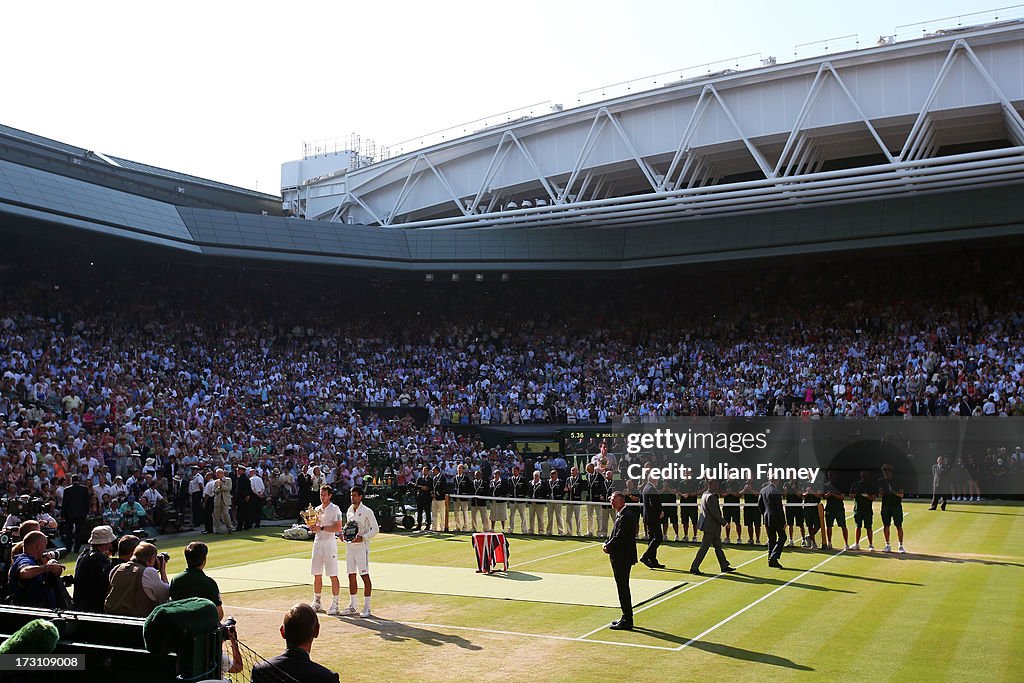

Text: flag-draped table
xmin=471 ymin=532 xmax=509 ymax=573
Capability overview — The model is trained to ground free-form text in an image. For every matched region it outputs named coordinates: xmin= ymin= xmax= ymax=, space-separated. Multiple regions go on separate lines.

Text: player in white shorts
xmin=343 ymin=485 xmax=379 ymax=617
xmin=309 ymin=484 xmax=344 ymax=615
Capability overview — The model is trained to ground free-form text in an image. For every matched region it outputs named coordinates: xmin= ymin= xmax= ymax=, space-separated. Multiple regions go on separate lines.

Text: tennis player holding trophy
xmin=306 ymin=485 xmax=344 ymax=615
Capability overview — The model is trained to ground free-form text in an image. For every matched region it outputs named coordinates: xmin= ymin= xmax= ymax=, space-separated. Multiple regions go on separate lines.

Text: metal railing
xmin=301 ymin=5 xmax=1024 ymax=174
xmin=574 ymin=53 xmax=764 ymax=107
xmin=894 ymin=4 xmax=1024 ymax=40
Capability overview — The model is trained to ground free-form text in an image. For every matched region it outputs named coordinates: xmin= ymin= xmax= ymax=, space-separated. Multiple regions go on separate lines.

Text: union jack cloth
xmin=471 ymin=532 xmax=509 ymax=573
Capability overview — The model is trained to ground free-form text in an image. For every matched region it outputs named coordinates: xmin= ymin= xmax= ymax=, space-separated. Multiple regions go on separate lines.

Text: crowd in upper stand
xmin=2 ymin=247 xmax=1023 ymax=523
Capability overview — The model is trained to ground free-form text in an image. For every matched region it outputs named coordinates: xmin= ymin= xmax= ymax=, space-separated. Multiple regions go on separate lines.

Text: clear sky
xmin=2 ymin=1 xmax=1010 ymax=195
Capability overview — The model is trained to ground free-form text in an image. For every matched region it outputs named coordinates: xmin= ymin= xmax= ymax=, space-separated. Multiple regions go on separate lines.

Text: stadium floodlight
xmin=475 ymin=274 xmax=484 ymax=282
xmin=501 ymin=273 xmax=510 ymax=282
xmin=424 ymin=274 xmax=434 ymax=282
xmin=451 ymin=274 xmax=460 ymax=282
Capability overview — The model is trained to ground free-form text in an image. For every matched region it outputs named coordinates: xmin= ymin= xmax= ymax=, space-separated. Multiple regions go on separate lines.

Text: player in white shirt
xmin=342 ymin=486 xmax=379 ymax=617
xmin=308 ymin=485 xmax=344 ymax=615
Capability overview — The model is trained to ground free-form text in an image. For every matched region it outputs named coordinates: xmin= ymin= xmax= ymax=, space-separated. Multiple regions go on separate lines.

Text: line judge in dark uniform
xmin=639 ymin=466 xmax=665 ymax=569
xmin=252 ymin=603 xmax=338 ymax=683
xmin=758 ymin=477 xmax=787 ymax=569
xmin=603 ymin=491 xmax=639 ymax=631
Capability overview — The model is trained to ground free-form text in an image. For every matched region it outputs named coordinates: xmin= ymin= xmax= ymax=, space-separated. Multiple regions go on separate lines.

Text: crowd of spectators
xmin=2 ymin=246 xmax=1024 ymax=540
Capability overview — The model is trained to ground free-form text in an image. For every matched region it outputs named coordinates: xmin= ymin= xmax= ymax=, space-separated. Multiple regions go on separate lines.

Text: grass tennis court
xmin=129 ymin=500 xmax=1023 ymax=681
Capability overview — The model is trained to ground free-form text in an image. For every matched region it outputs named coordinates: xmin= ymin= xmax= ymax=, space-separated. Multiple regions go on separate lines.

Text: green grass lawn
xmin=107 ymin=500 xmax=1024 ymax=682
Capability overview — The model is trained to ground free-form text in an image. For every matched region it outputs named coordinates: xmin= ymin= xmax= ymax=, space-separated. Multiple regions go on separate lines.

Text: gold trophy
xmin=301 ymin=504 xmax=321 ymax=529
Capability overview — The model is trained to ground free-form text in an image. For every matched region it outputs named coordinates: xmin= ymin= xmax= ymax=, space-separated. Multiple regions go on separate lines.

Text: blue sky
xmin=1 ymin=1 xmax=1011 ymax=194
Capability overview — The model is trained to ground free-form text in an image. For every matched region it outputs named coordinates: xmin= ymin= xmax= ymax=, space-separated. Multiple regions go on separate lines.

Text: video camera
xmin=1 ymin=495 xmax=46 ymax=518
xmin=142 ymin=536 xmax=171 ymax=567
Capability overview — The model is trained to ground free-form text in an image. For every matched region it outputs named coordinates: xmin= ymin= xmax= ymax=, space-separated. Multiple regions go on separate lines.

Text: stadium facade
xmin=3 ymin=22 xmax=1024 ymax=272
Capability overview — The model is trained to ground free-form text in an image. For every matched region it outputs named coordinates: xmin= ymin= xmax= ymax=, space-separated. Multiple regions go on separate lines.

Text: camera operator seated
xmin=37 ymin=502 xmax=59 ymax=530
xmin=72 ymin=525 xmax=116 ymax=612
xmin=3 ymin=495 xmax=33 ymax=528
xmin=118 ymin=495 xmax=147 ymax=529
xmin=104 ymin=541 xmax=170 ymax=617
xmin=8 ymin=530 xmax=66 ymax=609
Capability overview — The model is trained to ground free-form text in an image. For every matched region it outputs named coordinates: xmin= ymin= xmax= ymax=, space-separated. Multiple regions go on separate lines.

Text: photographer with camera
xmin=72 ymin=525 xmax=116 ymax=612
xmin=104 ymin=541 xmax=170 ymax=617
xmin=8 ymin=530 xmax=66 ymax=608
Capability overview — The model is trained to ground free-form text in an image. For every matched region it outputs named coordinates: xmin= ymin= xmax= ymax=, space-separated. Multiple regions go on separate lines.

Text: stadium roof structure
xmin=3 ymin=18 xmax=1024 ymax=272
xmin=4 ymin=145 xmax=1023 ymax=272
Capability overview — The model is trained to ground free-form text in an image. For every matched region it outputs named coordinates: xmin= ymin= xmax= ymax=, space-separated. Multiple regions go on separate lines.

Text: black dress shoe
xmin=769 ymin=560 xmax=785 ymax=569
xmin=688 ymin=568 xmax=704 ymax=576
xmin=941 ymin=503 xmax=946 ymax=511
xmin=720 ymin=566 xmax=737 ymax=573
xmin=640 ymin=558 xmax=654 ymax=568
xmin=609 ymin=621 xmax=634 ymax=631
xmin=651 ymin=562 xmax=667 ymax=569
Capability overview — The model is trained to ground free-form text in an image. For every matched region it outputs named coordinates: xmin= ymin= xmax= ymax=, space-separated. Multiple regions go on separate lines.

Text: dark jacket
xmin=604 ymin=506 xmax=639 ymax=566
xmin=641 ymin=482 xmax=663 ymax=524
xmin=697 ymin=491 xmax=726 ymax=536
xmin=758 ymin=482 xmax=786 ymax=529
xmin=252 ymin=648 xmax=339 ymax=683
xmin=72 ymin=546 xmax=112 ymax=612
xmin=62 ymin=483 xmax=90 ymax=519
xmin=432 ymin=474 xmax=447 ymax=501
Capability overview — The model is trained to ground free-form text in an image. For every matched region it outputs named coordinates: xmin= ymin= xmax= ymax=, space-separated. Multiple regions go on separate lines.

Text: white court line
xmin=574 ymin=553 xmax=766 ymax=641
xmin=672 ymin=513 xmax=909 ymax=652
xmin=515 ymin=541 xmax=600 ymax=568
xmin=577 ymin=511 xmax=859 ymax=640
xmin=223 ymin=604 xmax=676 ymax=651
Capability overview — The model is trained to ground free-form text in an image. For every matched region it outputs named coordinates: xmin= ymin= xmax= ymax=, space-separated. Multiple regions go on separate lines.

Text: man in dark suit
xmin=603 ymin=491 xmax=639 ymax=631
xmin=61 ymin=475 xmax=90 ymax=553
xmin=234 ymin=466 xmax=252 ymax=531
xmin=639 ymin=467 xmax=665 ymax=569
xmin=689 ymin=479 xmax=736 ymax=575
xmin=758 ymin=477 xmax=787 ymax=569
xmin=252 ymin=603 xmax=338 ymax=683
xmin=414 ymin=465 xmax=432 ymax=531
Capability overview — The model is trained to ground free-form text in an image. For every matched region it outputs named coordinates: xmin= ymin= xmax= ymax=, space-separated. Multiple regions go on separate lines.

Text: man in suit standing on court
xmin=603 ymin=491 xmax=638 ymax=630
xmin=690 ymin=479 xmax=736 ymax=576
xmin=758 ymin=477 xmax=787 ymax=569
xmin=639 ymin=466 xmax=665 ymax=568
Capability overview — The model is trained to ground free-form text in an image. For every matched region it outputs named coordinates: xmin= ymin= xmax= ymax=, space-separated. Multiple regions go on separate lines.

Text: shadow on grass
xmin=713 ymin=573 xmax=855 ymax=594
xmin=806 ymin=569 xmax=922 ymax=586
xmin=944 ymin=509 xmax=1023 ymax=517
xmin=857 ymin=551 xmax=1024 ymax=568
xmin=629 ymin=628 xmax=813 ymax=670
xmin=485 ymin=571 xmax=542 ymax=582
xmin=335 ymin=615 xmax=483 ymax=650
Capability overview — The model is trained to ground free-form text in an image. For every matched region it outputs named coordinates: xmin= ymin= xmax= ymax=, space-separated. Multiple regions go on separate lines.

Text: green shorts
xmin=854 ymin=508 xmax=873 ymax=529
xmin=881 ymin=505 xmax=903 ymax=527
